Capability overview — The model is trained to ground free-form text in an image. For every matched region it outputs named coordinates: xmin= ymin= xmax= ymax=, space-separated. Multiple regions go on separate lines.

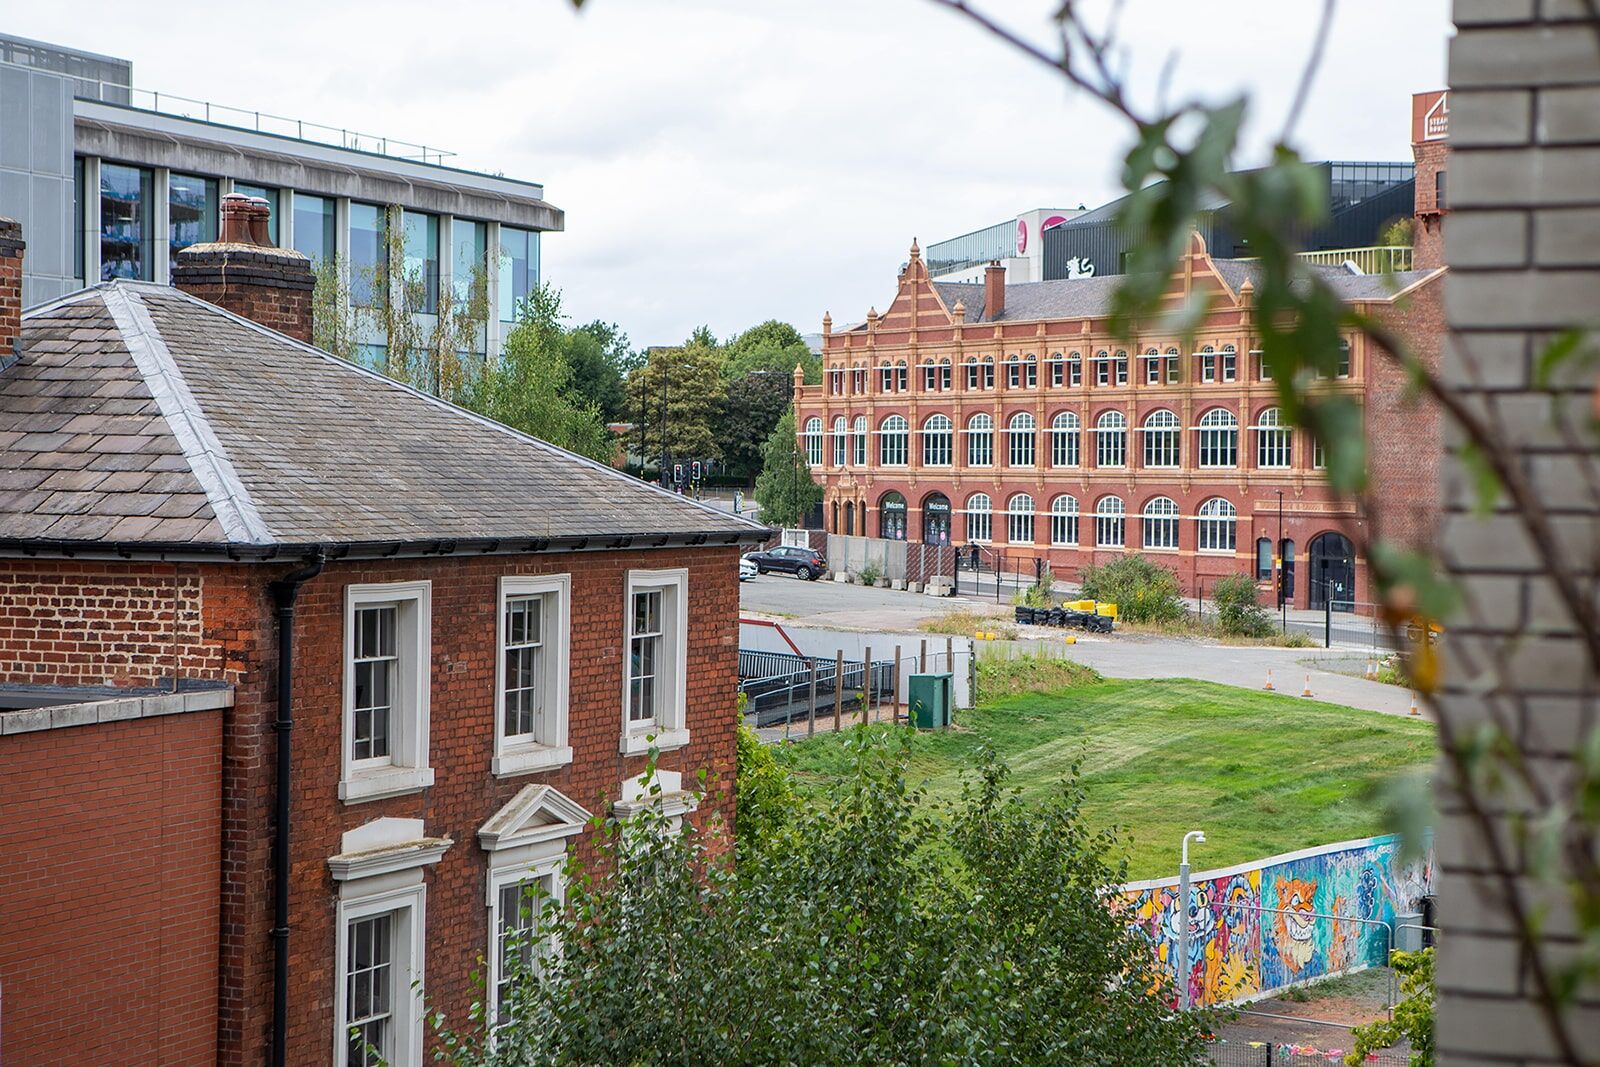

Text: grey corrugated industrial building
xmin=0 ymin=33 xmax=562 ymax=361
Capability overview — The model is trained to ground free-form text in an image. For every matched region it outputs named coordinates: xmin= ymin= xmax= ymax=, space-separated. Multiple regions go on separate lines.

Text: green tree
xmin=463 ymin=285 xmax=613 ymax=462
xmin=1078 ymin=555 xmax=1186 ymax=624
xmin=720 ymin=370 xmax=794 ymax=485
xmin=721 ymin=319 xmax=821 ymax=384
xmin=753 ymin=408 xmax=821 ymax=526
xmin=561 ymin=323 xmax=631 ymax=422
xmin=428 ymin=734 xmax=1213 ymax=1066
xmin=626 ymin=336 xmax=726 ymax=468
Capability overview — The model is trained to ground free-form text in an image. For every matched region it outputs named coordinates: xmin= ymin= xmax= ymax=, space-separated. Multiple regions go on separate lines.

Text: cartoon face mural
xmin=1119 ymin=835 xmax=1433 ymax=1008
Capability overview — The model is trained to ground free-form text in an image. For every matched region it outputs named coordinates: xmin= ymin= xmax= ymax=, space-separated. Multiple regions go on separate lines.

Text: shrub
xmin=1212 ymin=573 xmax=1275 ymax=638
xmin=857 ymin=561 xmax=883 ymax=586
xmin=735 ymin=720 xmax=795 ymax=861
xmin=976 ymin=650 xmax=1102 ymax=700
xmin=1346 ymin=948 xmax=1433 ymax=1066
xmin=429 ymin=735 xmax=1213 ymax=1065
xmin=1079 ymin=555 xmax=1185 ymax=623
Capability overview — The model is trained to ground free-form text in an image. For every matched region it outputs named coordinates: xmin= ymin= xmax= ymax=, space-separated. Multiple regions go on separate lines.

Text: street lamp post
xmin=1177 ymin=829 xmax=1207 ymax=1011
xmin=1276 ymin=489 xmax=1287 ymax=633
xmin=659 ymin=356 xmax=670 ymax=489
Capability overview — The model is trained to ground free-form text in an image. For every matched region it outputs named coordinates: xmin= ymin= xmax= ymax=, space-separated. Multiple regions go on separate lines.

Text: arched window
xmin=922 ymin=359 xmax=939 ymax=391
xmin=1142 ymin=346 xmax=1162 ymax=385
xmin=895 ymin=360 xmax=909 ymax=392
xmin=1142 ymin=496 xmax=1180 ymax=550
xmin=880 ymin=491 xmax=908 ymax=540
xmin=803 ymin=417 xmax=824 ymax=467
xmin=1048 ymin=351 xmax=1065 ymax=386
xmin=1197 ymin=498 xmax=1237 ymax=553
xmin=1094 ymin=349 xmax=1111 ymax=386
xmin=966 ymin=493 xmax=993 ymax=543
xmin=1197 ymin=408 xmax=1239 ymax=468
xmin=966 ymin=413 xmax=994 ymax=466
xmin=965 ymin=357 xmax=981 ymax=390
xmin=1007 ymin=493 xmax=1036 ymax=545
xmin=1007 ymin=412 xmax=1036 ymax=467
xmin=1050 ymin=495 xmax=1079 ymax=546
xmin=831 ymin=416 xmax=848 ymax=466
xmin=1255 ymin=407 xmax=1292 ymax=468
xmin=1050 ymin=411 xmax=1081 ymax=467
xmin=1024 ymin=353 xmax=1038 ymax=387
xmin=940 ymin=358 xmax=952 ymax=391
xmin=1095 ymin=496 xmax=1126 ymax=548
xmin=879 ymin=415 xmax=909 ymax=466
xmin=982 ymin=355 xmax=996 ymax=389
xmin=921 ymin=414 xmax=953 ymax=467
xmin=1256 ymin=537 xmax=1274 ymax=580
xmin=1142 ymin=409 xmax=1180 ymax=468
xmin=852 ymin=362 xmax=866 ymax=394
xmin=1199 ymin=343 xmax=1217 ymax=383
xmin=1067 ymin=351 xmax=1083 ymax=386
xmin=878 ymin=361 xmax=894 ymax=392
xmin=1095 ymin=410 xmax=1127 ymax=468
xmin=1113 ymin=348 xmax=1129 ymax=385
xmin=852 ymin=416 xmax=867 ymax=466
xmin=1164 ymin=346 xmax=1180 ymax=383
xmin=1221 ymin=343 xmax=1238 ymax=382
xmin=1005 ymin=354 xmax=1022 ymax=389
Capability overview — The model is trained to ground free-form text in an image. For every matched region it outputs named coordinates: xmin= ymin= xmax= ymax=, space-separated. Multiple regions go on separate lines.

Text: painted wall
xmin=1119 ymin=834 xmax=1434 ymax=1008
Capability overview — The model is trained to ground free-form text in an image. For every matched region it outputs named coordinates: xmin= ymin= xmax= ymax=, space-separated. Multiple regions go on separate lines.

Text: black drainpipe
xmin=269 ymin=550 xmax=325 ymax=1067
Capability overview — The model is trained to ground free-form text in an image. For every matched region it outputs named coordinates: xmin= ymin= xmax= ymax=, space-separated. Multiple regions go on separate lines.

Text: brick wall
xmin=0 ymin=709 xmax=223 ymax=1066
xmin=1365 ymin=276 xmax=1445 ymax=558
xmin=172 ymin=245 xmax=314 ymax=343
xmin=1436 ymin=5 xmax=1600 ymax=1063
xmin=0 ymin=215 xmax=22 ymax=357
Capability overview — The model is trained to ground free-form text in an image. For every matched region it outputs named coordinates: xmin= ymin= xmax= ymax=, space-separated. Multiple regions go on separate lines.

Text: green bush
xmin=1346 ymin=948 xmax=1433 ymax=1066
xmin=1212 ymin=573 xmax=1275 ymax=638
xmin=857 ymin=561 xmax=883 ymax=586
xmin=735 ymin=719 xmax=795 ymax=860
xmin=1079 ymin=555 xmax=1185 ymax=623
xmin=429 ymin=734 xmax=1213 ymax=1066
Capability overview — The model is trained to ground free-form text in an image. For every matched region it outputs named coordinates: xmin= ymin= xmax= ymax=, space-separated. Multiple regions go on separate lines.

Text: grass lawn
xmin=772 ymin=677 xmax=1435 ymax=880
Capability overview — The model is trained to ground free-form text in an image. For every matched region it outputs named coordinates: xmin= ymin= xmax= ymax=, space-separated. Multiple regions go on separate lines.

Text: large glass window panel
xmin=73 ymin=156 xmax=85 ymax=283
xmin=232 ymin=183 xmax=279 ymax=244
xmin=451 ymin=218 xmax=488 ymax=308
xmin=292 ymin=193 xmax=337 ymax=265
xmin=350 ymin=203 xmax=386 ymax=308
xmin=402 ymin=210 xmax=440 ymax=314
xmin=100 ymin=162 xmax=153 ymax=280
xmin=498 ymin=226 xmax=539 ymax=324
xmin=168 ymin=174 xmax=217 ymax=259
xmin=345 ymin=913 xmax=394 ymax=1067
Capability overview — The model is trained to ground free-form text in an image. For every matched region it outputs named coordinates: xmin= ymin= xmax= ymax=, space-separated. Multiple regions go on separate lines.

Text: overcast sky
xmin=10 ymin=0 xmax=1451 ymax=347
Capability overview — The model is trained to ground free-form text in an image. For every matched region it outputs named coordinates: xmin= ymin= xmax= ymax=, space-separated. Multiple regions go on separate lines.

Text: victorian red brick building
xmin=795 ymin=232 xmax=1444 ymax=610
xmin=0 ymin=195 xmax=765 ymax=1065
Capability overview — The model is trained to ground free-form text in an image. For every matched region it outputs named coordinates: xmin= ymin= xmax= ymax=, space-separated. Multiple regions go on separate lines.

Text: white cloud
xmin=7 ymin=0 xmax=1450 ymax=344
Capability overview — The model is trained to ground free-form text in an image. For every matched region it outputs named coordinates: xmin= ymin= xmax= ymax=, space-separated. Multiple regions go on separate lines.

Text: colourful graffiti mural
xmin=1119 ymin=834 xmax=1433 ymax=1008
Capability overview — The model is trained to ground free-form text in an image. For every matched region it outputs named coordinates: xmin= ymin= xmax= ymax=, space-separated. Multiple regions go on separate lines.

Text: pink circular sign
xmin=1015 ymin=219 xmax=1028 ymax=255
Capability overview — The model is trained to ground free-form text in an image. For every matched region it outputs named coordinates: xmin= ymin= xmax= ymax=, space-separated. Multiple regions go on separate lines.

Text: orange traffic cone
xmin=1263 ymin=668 xmax=1275 ymax=691
xmin=1408 ymin=692 xmax=1420 ymax=716
xmin=1301 ymin=673 xmax=1315 ymax=698
xmin=1364 ymin=658 xmax=1376 ymax=680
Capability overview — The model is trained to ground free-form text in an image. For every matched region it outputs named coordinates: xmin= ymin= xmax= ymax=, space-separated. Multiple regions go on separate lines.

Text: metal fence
xmin=1206 ymin=1039 xmax=1411 ymax=1066
xmin=1323 ymin=600 xmax=1395 ymax=651
xmin=736 ymin=649 xmax=896 ymax=728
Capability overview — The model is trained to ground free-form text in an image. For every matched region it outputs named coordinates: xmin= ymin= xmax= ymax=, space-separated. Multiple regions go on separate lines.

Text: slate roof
xmin=0 ymin=281 xmax=766 ymax=554
xmin=933 ymin=263 xmax=1439 ymax=324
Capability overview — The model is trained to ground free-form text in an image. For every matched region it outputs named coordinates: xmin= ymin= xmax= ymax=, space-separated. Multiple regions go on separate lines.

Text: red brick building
xmin=0 ymin=196 xmax=765 ymax=1065
xmin=795 ymin=233 xmax=1443 ymax=610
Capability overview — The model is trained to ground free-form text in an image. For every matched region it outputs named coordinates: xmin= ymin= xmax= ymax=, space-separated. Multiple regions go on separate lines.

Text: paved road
xmin=739 ymin=575 xmax=1426 ymax=720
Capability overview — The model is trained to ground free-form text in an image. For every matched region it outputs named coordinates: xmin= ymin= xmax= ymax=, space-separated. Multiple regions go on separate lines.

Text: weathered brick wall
xmin=0 ymin=561 xmax=243 ymax=687
xmin=1366 ymin=277 xmax=1445 ymax=559
xmin=1436 ymin=5 xmax=1600 ymax=1063
xmin=0 ymin=709 xmax=223 ymax=1066
xmin=172 ymin=246 xmax=314 ymax=343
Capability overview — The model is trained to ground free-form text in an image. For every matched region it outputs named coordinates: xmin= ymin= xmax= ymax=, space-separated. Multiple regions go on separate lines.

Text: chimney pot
xmin=984 ymin=260 xmax=1005 ymax=320
xmin=218 ymin=193 xmax=255 ymax=245
xmin=0 ymin=216 xmax=23 ymax=363
xmin=246 ymin=197 xmax=272 ymax=247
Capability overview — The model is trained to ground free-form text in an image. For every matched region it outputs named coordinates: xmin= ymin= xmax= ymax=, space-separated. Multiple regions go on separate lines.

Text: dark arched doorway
xmin=922 ymin=492 xmax=952 ymax=545
xmin=879 ymin=492 xmax=907 ymax=540
xmin=1309 ymin=531 xmax=1356 ymax=611
xmin=843 ymin=501 xmax=855 ymax=535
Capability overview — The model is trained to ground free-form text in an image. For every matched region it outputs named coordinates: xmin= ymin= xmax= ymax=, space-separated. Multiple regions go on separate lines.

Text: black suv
xmin=744 ymin=545 xmax=826 ymax=580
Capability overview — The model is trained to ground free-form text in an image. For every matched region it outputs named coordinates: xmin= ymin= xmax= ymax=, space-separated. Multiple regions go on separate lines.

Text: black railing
xmin=737 ymin=650 xmax=895 ymax=727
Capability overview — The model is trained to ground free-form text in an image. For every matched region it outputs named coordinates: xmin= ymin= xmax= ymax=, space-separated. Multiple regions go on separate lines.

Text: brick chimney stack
xmin=984 ymin=260 xmax=1005 ymax=320
xmin=1410 ymin=90 xmax=1450 ymax=271
xmin=172 ymin=193 xmax=314 ymax=342
xmin=0 ymin=217 xmax=22 ymax=363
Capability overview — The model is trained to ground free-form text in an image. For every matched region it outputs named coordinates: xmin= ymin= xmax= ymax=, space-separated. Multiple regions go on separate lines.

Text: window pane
xmin=350 ymin=202 xmax=386 ymax=307
xmin=292 ymin=193 xmax=337 ymax=265
xmin=346 ymin=913 xmax=393 ymax=1067
xmin=100 ymin=162 xmax=153 ymax=280
xmin=232 ymin=183 xmax=279 ymax=245
xmin=168 ymin=174 xmax=217 ymax=259
xmin=402 ymin=210 xmax=440 ymax=314
xmin=498 ymin=226 xmax=539 ymax=323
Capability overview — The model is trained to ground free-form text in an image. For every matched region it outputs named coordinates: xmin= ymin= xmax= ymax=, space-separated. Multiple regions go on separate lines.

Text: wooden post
xmin=919 ymin=638 xmax=928 ymax=676
xmin=834 ymin=649 xmax=844 ymax=731
xmin=862 ymin=644 xmax=872 ymax=725
xmin=807 ymin=660 xmax=818 ymax=737
xmin=893 ymin=645 xmax=902 ymax=725
xmin=947 ymin=636 xmax=957 ymax=725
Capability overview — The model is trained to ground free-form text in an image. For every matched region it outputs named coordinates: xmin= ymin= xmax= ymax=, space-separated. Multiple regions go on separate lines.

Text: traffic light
xmin=691 ymin=460 xmax=702 ymax=483
xmin=673 ymin=463 xmax=684 ymax=484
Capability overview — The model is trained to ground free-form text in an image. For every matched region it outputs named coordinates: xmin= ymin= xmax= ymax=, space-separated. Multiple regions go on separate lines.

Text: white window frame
xmin=330 ymin=818 xmax=448 ymax=1067
xmin=494 ymin=574 xmax=573 ymax=777
xmin=1142 ymin=497 xmax=1181 ymax=551
xmin=1142 ymin=410 xmax=1181 ymax=469
xmin=1095 ymin=497 xmax=1126 ymax=548
xmin=831 ymin=417 xmax=848 ymax=466
xmin=965 ymin=414 xmax=994 ymax=467
xmin=342 ymin=582 xmax=434 ymax=803
xmin=921 ymin=414 xmax=953 ymax=467
xmin=966 ymin=495 xmax=993 ymax=543
xmin=1197 ymin=498 xmax=1238 ymax=553
xmin=621 ymin=568 xmax=689 ymax=756
xmin=1007 ymin=494 xmax=1035 ymax=545
xmin=1050 ymin=411 xmax=1080 ymax=468
xmin=852 ymin=416 xmax=867 ymax=466
xmin=1006 ymin=412 xmax=1036 ymax=468
xmin=803 ymin=417 xmax=824 ymax=467
xmin=878 ymin=416 xmax=909 ymax=467
xmin=1050 ymin=496 xmax=1079 ymax=546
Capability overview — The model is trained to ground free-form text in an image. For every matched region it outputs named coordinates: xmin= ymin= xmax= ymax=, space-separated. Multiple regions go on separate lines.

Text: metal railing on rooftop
xmin=1289 ymin=245 xmax=1414 ymax=274
xmin=36 ymin=61 xmax=457 ymax=167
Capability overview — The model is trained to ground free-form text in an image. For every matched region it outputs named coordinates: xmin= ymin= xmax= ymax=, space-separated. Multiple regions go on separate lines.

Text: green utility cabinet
xmin=909 ymin=672 xmax=953 ymax=730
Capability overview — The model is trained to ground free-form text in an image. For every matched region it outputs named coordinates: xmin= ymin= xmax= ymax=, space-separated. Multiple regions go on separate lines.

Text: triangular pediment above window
xmin=478 ymin=784 xmax=593 ymax=853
